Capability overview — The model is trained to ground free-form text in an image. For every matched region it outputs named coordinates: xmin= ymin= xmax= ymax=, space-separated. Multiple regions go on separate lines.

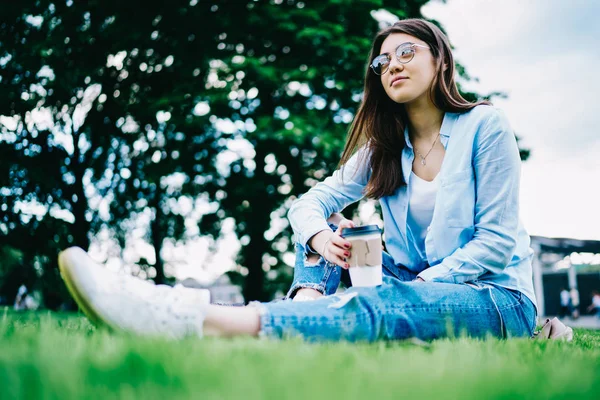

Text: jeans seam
xmin=384 ymin=302 xmax=501 ymax=311
xmin=382 ymin=263 xmax=402 ymax=280
xmin=321 ymin=262 xmax=334 ymax=285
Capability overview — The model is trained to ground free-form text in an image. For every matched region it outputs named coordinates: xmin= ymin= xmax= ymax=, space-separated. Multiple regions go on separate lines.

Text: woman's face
xmin=378 ymin=33 xmax=437 ymax=105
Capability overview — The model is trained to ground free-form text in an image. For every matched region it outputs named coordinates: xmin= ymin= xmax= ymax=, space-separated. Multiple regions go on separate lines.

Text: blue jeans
xmin=251 ymin=224 xmax=537 ymax=342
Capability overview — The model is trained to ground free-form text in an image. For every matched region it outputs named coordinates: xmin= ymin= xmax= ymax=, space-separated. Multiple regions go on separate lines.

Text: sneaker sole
xmin=58 ymin=248 xmax=117 ymax=331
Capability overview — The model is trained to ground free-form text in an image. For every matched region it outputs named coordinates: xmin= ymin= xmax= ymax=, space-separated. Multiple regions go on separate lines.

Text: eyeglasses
xmin=370 ymin=42 xmax=430 ymax=75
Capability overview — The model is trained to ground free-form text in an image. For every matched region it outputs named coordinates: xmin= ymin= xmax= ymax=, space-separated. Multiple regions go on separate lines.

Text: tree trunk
xmin=241 ymin=144 xmax=272 ymax=302
xmin=242 ymin=235 xmax=268 ymax=302
xmin=150 ymin=192 xmax=167 ymax=285
xmin=70 ymin=133 xmax=91 ymax=251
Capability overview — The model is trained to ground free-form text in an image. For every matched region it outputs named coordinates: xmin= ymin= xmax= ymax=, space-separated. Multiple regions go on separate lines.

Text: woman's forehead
xmin=380 ymin=33 xmax=424 ymax=53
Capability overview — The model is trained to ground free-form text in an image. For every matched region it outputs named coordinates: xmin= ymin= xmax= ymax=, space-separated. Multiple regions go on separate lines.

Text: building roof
xmin=531 ymin=236 xmax=600 ymax=255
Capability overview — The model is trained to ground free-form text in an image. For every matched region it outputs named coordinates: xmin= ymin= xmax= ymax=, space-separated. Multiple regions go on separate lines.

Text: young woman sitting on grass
xmin=58 ymin=18 xmax=537 ymax=341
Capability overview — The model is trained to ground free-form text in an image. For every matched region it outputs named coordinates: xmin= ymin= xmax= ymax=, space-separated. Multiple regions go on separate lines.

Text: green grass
xmin=1 ymin=309 xmax=599 ymax=400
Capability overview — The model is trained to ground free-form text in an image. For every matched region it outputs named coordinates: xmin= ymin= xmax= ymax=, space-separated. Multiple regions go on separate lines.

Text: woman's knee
xmin=288 ymin=241 xmax=342 ymax=299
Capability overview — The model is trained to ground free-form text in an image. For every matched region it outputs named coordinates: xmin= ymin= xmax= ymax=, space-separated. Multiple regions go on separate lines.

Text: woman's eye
xmin=375 ymin=56 xmax=389 ymax=65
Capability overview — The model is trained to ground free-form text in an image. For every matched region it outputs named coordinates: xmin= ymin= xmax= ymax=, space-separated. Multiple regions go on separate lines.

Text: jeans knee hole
xmin=304 ymin=253 xmax=322 ymax=266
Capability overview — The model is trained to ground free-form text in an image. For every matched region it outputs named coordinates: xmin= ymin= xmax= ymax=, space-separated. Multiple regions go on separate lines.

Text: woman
xmin=58 ymin=18 xmax=537 ymax=341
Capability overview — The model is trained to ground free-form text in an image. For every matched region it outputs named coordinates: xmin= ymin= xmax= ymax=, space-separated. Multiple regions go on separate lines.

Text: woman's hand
xmin=327 ymin=218 xmax=355 ymax=269
xmin=310 ymin=219 xmax=355 ymax=269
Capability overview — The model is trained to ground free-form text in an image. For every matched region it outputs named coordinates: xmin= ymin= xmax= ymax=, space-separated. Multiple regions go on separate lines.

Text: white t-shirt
xmin=407 ymin=171 xmax=439 ymax=262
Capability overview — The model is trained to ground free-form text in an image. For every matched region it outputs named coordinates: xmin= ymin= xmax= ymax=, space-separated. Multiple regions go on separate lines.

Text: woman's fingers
xmin=331 ymin=220 xmax=354 ymax=268
xmin=334 ymin=219 xmax=355 ymax=236
xmin=330 ymin=233 xmax=351 ymax=251
xmin=318 ymin=220 xmax=355 ymax=269
xmin=327 ymin=234 xmax=352 ymax=269
xmin=327 ymin=252 xmax=347 ymax=269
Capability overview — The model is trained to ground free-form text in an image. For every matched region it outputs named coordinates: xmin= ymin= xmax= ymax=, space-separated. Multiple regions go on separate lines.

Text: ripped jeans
xmin=250 ymin=224 xmax=537 ymax=342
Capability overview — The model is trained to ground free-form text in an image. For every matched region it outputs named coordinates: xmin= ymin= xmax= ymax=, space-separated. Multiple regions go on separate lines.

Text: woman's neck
xmin=405 ymin=99 xmax=444 ymax=142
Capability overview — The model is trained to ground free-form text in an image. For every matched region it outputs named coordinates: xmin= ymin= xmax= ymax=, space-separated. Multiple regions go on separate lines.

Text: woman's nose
xmin=388 ymin=57 xmax=404 ymax=74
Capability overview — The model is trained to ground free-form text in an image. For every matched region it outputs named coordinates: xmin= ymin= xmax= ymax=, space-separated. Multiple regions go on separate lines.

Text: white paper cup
xmin=341 ymin=226 xmax=383 ymax=287
xmin=349 ymin=264 xmax=383 ymax=287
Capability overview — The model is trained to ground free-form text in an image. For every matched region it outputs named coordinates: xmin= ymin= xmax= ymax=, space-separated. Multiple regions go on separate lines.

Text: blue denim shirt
xmin=287 ymin=105 xmax=537 ymax=308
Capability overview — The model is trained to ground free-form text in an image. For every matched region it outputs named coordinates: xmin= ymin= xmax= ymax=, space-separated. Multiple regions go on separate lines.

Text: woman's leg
xmin=201 ymin=277 xmax=536 ymax=342
xmin=203 ymin=304 xmax=261 ymax=337
xmin=201 ymin=258 xmax=419 ymax=336
xmin=59 ymin=246 xmax=535 ymax=341
xmin=248 ymin=277 xmax=536 ymax=342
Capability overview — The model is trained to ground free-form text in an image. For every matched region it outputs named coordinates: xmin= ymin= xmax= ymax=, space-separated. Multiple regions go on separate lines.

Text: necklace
xmin=414 ymin=132 xmax=440 ymax=166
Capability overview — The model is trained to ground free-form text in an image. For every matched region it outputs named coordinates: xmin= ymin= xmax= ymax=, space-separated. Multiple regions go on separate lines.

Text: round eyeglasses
xmin=370 ymin=43 xmax=430 ymax=75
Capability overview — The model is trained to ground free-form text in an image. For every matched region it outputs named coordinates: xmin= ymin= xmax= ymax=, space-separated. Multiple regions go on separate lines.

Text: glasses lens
xmin=396 ymin=46 xmax=415 ymax=63
xmin=371 ymin=55 xmax=389 ymax=75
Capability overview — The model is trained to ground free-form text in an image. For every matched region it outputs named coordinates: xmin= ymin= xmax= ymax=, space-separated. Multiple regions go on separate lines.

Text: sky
xmin=421 ymin=0 xmax=600 ymax=241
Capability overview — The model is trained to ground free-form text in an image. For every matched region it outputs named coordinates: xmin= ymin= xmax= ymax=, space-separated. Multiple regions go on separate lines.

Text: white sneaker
xmin=58 ymin=247 xmax=210 ymax=339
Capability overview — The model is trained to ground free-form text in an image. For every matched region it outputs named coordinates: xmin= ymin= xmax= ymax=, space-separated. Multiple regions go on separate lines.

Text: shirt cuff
xmin=417 ymin=264 xmax=452 ymax=282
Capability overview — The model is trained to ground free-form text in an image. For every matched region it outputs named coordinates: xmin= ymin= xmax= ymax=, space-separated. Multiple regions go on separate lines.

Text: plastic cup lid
xmin=340 ymin=225 xmax=381 ymax=238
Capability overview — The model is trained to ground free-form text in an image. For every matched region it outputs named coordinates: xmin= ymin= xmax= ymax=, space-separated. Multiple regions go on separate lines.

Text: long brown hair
xmin=339 ymin=18 xmax=490 ymax=199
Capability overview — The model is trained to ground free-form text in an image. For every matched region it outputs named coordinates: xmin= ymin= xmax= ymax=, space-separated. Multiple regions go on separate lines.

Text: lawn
xmin=1 ymin=309 xmax=599 ymax=400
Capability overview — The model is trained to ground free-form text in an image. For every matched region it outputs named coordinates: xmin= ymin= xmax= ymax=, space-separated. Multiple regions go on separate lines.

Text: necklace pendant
xmin=420 ymin=158 xmax=426 ymax=166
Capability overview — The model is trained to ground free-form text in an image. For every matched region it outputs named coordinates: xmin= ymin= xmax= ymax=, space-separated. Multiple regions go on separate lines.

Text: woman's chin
xmin=389 ymin=94 xmax=414 ymax=105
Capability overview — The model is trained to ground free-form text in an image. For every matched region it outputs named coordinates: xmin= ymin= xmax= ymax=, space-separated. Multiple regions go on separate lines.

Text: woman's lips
xmin=391 ymin=77 xmax=408 ymax=87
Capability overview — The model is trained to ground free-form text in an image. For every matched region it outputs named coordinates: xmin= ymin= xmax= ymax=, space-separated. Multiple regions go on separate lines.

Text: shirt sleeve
xmin=287 ymin=145 xmax=371 ymax=251
xmin=418 ymin=109 xmax=521 ymax=283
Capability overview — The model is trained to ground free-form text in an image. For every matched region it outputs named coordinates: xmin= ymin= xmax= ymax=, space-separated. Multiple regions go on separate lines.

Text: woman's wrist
xmin=309 ymin=230 xmax=334 ymax=257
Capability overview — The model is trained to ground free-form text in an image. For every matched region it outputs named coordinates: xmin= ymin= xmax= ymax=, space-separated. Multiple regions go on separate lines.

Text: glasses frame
xmin=370 ymin=42 xmax=430 ymax=76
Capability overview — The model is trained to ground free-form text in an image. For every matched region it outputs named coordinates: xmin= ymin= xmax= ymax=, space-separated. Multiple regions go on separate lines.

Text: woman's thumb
xmin=335 ymin=219 xmax=355 ymax=235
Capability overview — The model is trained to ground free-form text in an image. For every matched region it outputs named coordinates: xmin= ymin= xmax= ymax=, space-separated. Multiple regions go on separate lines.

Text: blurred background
xmin=1 ymin=0 xmax=598 ymax=316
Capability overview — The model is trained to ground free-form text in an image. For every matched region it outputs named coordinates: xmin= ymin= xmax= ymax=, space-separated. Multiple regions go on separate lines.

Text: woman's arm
xmin=304 ymin=212 xmax=349 ymax=260
xmin=418 ymin=109 xmax=521 ymax=283
xmin=288 ymin=146 xmax=370 ymax=253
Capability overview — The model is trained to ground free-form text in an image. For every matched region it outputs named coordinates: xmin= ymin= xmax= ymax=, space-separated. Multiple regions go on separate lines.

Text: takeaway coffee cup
xmin=340 ymin=225 xmax=382 ymax=287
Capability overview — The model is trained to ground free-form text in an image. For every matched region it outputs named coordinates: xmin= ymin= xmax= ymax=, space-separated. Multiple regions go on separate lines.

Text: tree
xmin=0 ymin=1 xmax=227 ymax=292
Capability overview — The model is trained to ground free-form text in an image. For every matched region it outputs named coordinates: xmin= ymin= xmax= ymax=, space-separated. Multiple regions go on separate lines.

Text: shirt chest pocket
xmin=440 ymin=169 xmax=475 ymax=228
